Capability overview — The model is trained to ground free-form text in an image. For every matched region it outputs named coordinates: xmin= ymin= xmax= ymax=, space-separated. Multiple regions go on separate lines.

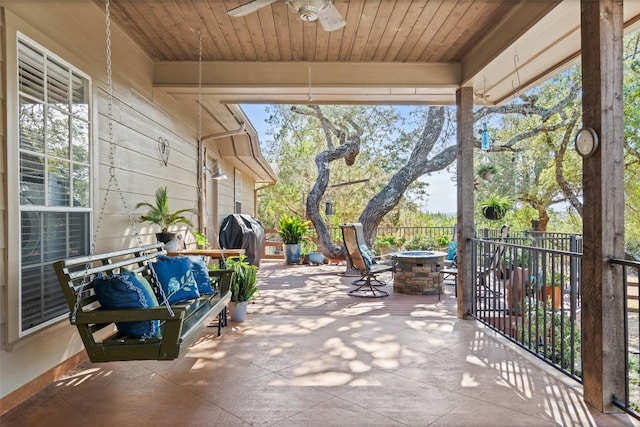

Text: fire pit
xmin=392 ymin=251 xmax=447 ymax=295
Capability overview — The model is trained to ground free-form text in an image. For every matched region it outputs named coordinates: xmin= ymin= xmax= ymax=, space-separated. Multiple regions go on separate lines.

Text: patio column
xmin=456 ymin=86 xmax=474 ymax=319
xmin=580 ymin=0 xmax=625 ymax=412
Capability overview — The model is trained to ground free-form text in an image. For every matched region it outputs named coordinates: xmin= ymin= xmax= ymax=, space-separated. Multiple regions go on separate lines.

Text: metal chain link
xmin=73 ymin=0 xmax=149 ymax=322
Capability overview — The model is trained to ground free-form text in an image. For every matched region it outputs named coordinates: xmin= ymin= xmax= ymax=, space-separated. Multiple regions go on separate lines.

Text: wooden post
xmin=456 ymin=87 xmax=474 ymax=319
xmin=580 ymin=0 xmax=625 ymax=412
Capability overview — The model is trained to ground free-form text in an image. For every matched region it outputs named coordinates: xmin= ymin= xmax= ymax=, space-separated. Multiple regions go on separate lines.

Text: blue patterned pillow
xmin=187 ymin=256 xmax=213 ymax=294
xmin=92 ymin=272 xmax=160 ymax=338
xmin=152 ymin=256 xmax=201 ymax=304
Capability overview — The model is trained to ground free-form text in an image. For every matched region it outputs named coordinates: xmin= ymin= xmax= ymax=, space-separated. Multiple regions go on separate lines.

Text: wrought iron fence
xmin=471 ymin=237 xmax=583 ymax=381
xmin=610 ymin=258 xmax=640 ymax=419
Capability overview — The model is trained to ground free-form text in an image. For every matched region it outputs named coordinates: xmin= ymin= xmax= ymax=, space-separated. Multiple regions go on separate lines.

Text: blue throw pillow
xmin=187 ymin=255 xmax=213 ymax=294
xmin=92 ymin=272 xmax=160 ymax=339
xmin=447 ymin=242 xmax=458 ymax=261
xmin=151 ymin=256 xmax=201 ymax=304
xmin=121 ymin=268 xmax=160 ymax=306
xmin=359 ymin=244 xmax=374 ymax=267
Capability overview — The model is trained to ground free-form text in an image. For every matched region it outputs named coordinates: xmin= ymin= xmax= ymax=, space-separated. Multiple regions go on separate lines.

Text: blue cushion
xmin=187 ymin=255 xmax=213 ymax=294
xmin=121 ymin=268 xmax=159 ymax=306
xmin=360 ymin=244 xmax=374 ymax=267
xmin=151 ymin=256 xmax=200 ymax=304
xmin=447 ymin=242 xmax=458 ymax=261
xmin=92 ymin=272 xmax=160 ymax=339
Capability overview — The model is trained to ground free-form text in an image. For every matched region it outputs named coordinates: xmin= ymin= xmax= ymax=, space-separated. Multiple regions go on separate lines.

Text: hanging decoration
xmin=158 ymin=136 xmax=170 ymax=166
xmin=481 ymin=121 xmax=490 ymax=151
xmin=511 ymin=48 xmax=522 ymax=101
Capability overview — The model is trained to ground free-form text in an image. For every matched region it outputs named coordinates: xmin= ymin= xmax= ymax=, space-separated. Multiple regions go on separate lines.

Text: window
xmin=18 ymin=37 xmax=91 ymax=334
xmin=234 ymin=169 xmax=242 ymax=213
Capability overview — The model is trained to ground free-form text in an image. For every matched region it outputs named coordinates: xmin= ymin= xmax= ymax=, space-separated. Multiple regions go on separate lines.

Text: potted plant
xmin=539 ymin=271 xmax=563 ymax=309
xmin=476 ymin=164 xmax=497 ymax=181
xmin=479 ymin=194 xmax=512 ymax=220
xmin=436 ymin=235 xmax=451 ymax=251
xmin=192 ymin=230 xmax=210 ymax=249
xmin=403 ymin=235 xmax=436 ymax=251
xmin=277 ymin=214 xmax=310 ymax=264
xmin=374 ymin=235 xmax=405 ymax=255
xmin=135 ymin=186 xmax=195 ymax=243
xmin=226 ymin=255 xmax=259 ymax=322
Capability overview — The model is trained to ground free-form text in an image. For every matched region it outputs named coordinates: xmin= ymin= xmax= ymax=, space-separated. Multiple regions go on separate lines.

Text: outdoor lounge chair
xmin=340 ymin=223 xmax=394 ymax=298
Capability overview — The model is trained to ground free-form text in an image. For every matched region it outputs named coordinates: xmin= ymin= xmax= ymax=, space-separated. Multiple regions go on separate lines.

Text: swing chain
xmin=72 ymin=0 xmax=145 ymax=322
xmin=148 ymin=263 xmax=175 ymax=317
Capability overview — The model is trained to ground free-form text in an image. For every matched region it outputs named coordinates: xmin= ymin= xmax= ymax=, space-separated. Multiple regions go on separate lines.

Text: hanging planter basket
xmin=482 ymin=206 xmax=506 ymax=221
xmin=476 ymin=164 xmax=497 ymax=181
xmin=479 ymin=195 xmax=512 ymax=221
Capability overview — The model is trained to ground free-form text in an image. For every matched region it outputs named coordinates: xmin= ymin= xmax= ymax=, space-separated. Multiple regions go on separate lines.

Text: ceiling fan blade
xmin=227 ymin=0 xmax=279 ymax=17
xmin=318 ymin=3 xmax=345 ymax=32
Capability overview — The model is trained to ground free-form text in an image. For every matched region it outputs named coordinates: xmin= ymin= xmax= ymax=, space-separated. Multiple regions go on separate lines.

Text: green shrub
xmin=374 ymin=235 xmax=405 ymax=249
xmin=404 ymin=235 xmax=437 ymax=251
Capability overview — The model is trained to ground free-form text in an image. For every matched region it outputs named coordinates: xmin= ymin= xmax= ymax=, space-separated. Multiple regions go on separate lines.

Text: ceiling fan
xmin=227 ymin=0 xmax=346 ymax=32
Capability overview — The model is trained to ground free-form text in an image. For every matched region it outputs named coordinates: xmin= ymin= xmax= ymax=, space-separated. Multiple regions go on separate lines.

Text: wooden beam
xmin=456 ymin=86 xmax=474 ymax=319
xmin=580 ymin=0 xmax=625 ymax=412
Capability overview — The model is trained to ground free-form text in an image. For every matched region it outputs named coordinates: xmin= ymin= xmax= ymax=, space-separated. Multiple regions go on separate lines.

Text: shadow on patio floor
xmin=1 ymin=260 xmax=637 ymax=426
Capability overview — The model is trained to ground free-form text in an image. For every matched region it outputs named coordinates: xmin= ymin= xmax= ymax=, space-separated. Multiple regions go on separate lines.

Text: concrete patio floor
xmin=2 ymin=260 xmax=638 ymax=426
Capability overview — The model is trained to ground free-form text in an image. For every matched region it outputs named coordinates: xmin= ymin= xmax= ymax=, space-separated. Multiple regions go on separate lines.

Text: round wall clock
xmin=575 ymin=127 xmax=599 ymax=157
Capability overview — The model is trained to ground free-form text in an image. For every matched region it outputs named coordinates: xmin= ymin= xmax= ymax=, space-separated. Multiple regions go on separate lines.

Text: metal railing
xmin=610 ymin=258 xmax=640 ymax=418
xmin=267 ymin=224 xmax=640 ymax=418
xmin=470 ymin=237 xmax=583 ymax=381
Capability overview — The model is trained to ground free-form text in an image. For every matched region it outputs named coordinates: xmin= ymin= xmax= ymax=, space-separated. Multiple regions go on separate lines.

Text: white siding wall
xmin=0 ymin=2 xmax=205 ymax=401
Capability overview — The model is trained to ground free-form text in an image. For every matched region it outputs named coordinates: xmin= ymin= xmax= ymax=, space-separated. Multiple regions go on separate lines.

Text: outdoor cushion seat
xmin=340 ymin=223 xmax=394 ymax=298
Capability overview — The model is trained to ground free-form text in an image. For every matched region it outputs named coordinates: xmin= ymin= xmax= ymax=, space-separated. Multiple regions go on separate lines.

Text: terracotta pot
xmin=538 ymin=285 xmax=562 ymax=309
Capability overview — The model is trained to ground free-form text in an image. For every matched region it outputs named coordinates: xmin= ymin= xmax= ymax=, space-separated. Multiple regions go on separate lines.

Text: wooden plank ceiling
xmin=108 ymin=0 xmax=569 ymax=105
xmin=100 ymin=0 xmax=640 ymax=182
xmin=112 ymin=0 xmax=518 ymax=63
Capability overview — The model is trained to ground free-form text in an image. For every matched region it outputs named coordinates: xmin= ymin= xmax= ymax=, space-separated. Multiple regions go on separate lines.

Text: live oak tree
xmin=259 ymin=28 xmax=640 ymax=258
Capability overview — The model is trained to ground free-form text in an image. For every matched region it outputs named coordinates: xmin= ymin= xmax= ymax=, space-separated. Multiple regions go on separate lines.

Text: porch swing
xmin=53 ymin=1 xmax=232 ymax=363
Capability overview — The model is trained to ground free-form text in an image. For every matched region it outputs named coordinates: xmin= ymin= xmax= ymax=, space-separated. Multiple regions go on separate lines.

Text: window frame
xmin=234 ymin=169 xmax=242 ymax=214
xmin=13 ymin=33 xmax=93 ymax=338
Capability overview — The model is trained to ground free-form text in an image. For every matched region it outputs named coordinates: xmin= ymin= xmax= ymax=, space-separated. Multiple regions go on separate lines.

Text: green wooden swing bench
xmin=53 ymin=242 xmax=232 ymax=363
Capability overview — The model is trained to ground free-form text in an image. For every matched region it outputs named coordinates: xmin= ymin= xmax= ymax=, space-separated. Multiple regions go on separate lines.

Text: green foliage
xmin=629 ymin=351 xmax=640 ymax=412
xmin=478 ymin=194 xmax=512 ymax=220
xmin=404 ymin=235 xmax=437 ymax=251
xmin=547 ymin=271 xmax=565 ymax=287
xmin=257 ymin=104 xmax=437 ymax=228
xmin=226 ymin=255 xmax=259 ymax=302
xmin=518 ymin=300 xmax=581 ymax=375
xmin=277 ymin=214 xmax=311 ymax=244
xmin=373 ymin=235 xmax=405 ymax=249
xmin=135 ymin=186 xmax=194 ymax=232
xmin=192 ymin=230 xmax=210 ymax=248
xmin=436 ymin=235 xmax=451 ymax=247
xmin=476 ymin=163 xmax=497 ymax=179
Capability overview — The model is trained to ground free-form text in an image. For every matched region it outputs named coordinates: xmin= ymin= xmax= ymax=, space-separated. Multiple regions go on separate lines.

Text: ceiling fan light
xmin=299 ymin=6 xmax=319 ymax=21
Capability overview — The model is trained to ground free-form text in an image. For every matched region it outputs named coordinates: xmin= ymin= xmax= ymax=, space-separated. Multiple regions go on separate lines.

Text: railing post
xmin=569 ymin=235 xmax=579 ymax=319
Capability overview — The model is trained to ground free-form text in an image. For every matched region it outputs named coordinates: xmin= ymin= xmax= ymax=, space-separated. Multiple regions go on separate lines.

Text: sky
xmin=241 ymin=104 xmax=458 ymax=215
